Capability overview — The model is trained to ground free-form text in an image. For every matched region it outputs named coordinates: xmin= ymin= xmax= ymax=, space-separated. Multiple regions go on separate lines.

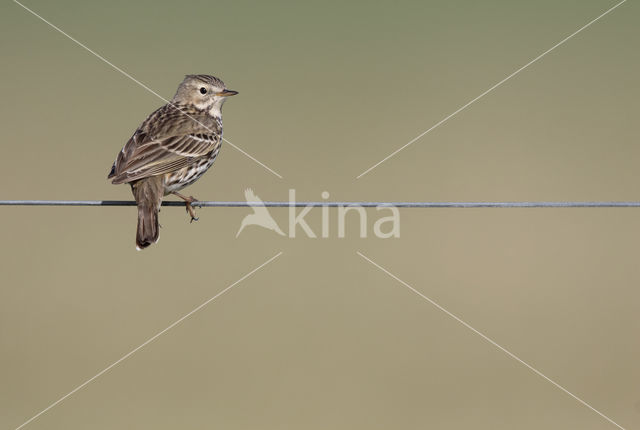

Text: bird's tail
xmin=131 ymin=177 xmax=163 ymax=250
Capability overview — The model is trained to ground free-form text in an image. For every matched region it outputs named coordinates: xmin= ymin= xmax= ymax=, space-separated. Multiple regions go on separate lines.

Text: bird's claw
xmin=170 ymin=192 xmax=201 ymax=223
xmin=185 ymin=202 xmax=199 ymax=223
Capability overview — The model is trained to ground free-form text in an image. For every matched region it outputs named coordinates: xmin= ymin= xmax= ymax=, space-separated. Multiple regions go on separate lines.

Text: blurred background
xmin=1 ymin=0 xmax=639 ymax=428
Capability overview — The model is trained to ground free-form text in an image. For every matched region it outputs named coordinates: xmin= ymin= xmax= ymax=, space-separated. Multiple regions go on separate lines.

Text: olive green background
xmin=1 ymin=0 xmax=639 ymax=428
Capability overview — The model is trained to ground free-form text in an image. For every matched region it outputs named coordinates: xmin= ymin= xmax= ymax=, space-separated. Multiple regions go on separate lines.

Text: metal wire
xmin=1 ymin=200 xmax=640 ymax=208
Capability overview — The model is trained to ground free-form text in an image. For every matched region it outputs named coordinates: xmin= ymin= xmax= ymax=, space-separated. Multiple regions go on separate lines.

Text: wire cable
xmin=1 ymin=200 xmax=640 ymax=208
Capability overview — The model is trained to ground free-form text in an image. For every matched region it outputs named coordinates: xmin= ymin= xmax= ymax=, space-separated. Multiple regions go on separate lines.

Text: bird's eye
xmin=199 ymin=87 xmax=207 ymax=94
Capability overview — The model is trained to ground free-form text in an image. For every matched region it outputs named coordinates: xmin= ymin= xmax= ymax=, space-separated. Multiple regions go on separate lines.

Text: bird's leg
xmin=171 ymin=191 xmax=200 ymax=223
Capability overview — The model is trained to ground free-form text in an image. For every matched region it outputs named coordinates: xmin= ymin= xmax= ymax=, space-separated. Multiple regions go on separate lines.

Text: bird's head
xmin=172 ymin=74 xmax=238 ymax=117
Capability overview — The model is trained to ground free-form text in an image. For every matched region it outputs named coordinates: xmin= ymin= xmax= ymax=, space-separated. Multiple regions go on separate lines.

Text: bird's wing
xmin=244 ymin=188 xmax=262 ymax=202
xmin=109 ymin=105 xmax=221 ymax=184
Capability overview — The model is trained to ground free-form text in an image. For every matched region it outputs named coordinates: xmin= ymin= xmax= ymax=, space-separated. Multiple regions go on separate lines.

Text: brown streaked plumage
xmin=108 ymin=74 xmax=238 ymax=250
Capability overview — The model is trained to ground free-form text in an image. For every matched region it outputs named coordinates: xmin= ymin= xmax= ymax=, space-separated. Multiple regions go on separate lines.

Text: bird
xmin=236 ymin=188 xmax=285 ymax=237
xmin=108 ymin=74 xmax=238 ymax=250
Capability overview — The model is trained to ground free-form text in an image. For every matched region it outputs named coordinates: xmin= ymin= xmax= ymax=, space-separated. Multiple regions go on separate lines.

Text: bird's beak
xmin=217 ymin=89 xmax=238 ymax=97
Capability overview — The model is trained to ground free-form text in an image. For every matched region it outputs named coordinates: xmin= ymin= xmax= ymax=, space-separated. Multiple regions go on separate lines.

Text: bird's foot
xmin=186 ymin=201 xmax=199 ymax=223
xmin=171 ymin=192 xmax=200 ymax=223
